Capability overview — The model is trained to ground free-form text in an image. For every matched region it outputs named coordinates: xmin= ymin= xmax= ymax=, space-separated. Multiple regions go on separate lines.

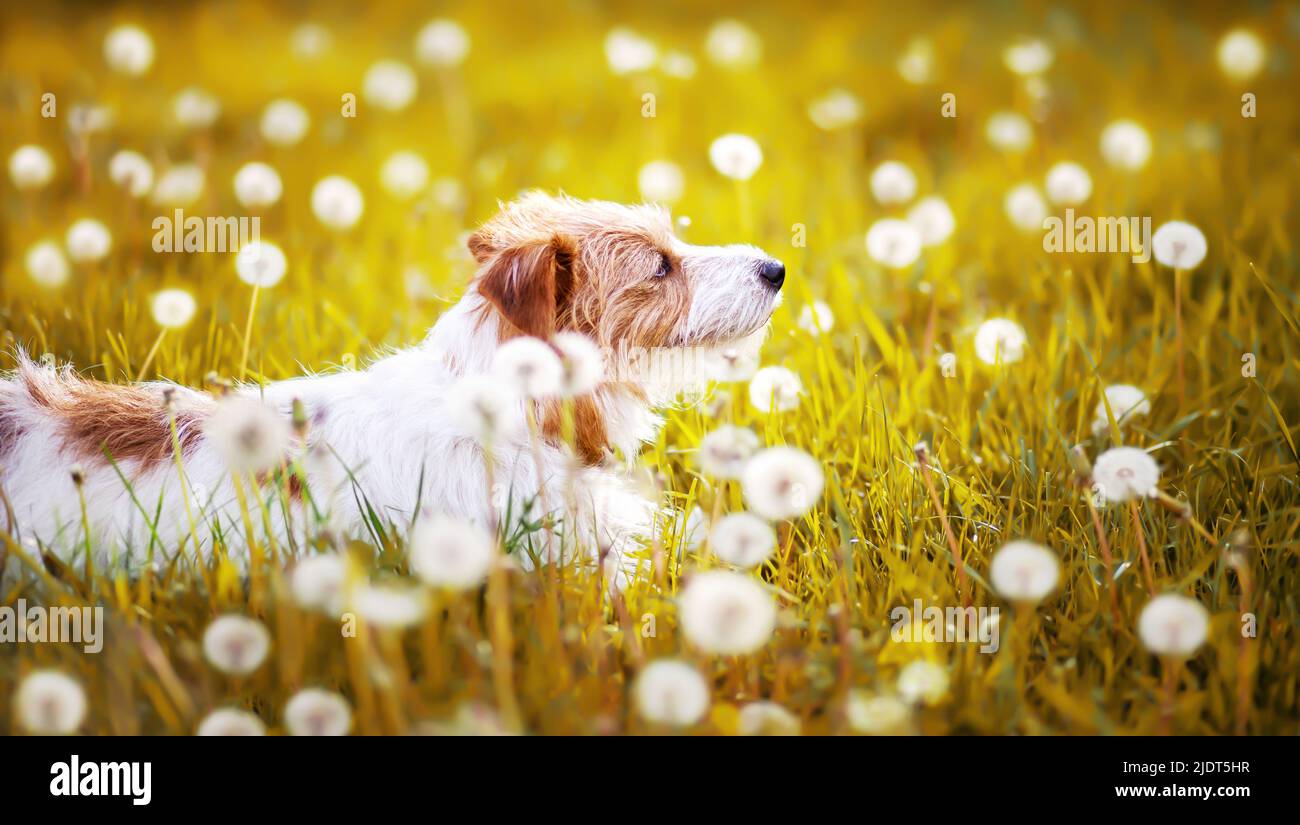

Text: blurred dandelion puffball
xmin=897 ymin=38 xmax=934 ymax=84
xmin=380 ymin=151 xmax=430 ymax=200
xmin=807 ymin=88 xmax=863 ymax=131
xmin=150 ymin=164 xmax=205 ymax=207
xmin=741 ymin=446 xmax=824 ymax=520
xmin=104 ymin=24 xmax=154 ymax=76
xmin=989 ymin=540 xmax=1059 ymax=604
xmin=846 ymin=691 xmax=911 ymax=735
xmin=1216 ymin=29 xmax=1266 ymax=81
xmin=150 ymin=288 xmax=197 ymax=329
xmin=1092 ymin=384 xmax=1151 ymax=435
xmin=906 ymin=196 xmax=956 ymax=247
xmin=1138 ymin=594 xmax=1210 ymax=658
xmin=234 ymin=240 xmax=288 ymax=288
xmin=605 ymin=27 xmax=658 ymax=75
xmin=698 ymin=425 xmax=760 ymax=479
xmin=205 ymin=396 xmax=291 ymax=474
xmin=705 ymin=345 xmax=760 ymax=383
xmin=865 ymin=218 xmax=922 ymax=269
xmin=290 ymin=554 xmax=347 ymax=614
xmin=680 ymin=569 xmax=776 ymax=654
xmin=738 ymin=701 xmax=801 ymax=736
xmin=447 ymin=375 xmax=521 ymax=442
xmin=25 ymin=241 xmax=70 ymax=289
xmin=260 ymin=99 xmax=310 ymax=147
xmin=1092 ymin=446 xmax=1160 ymax=504
xmin=492 ymin=336 xmax=564 ymax=398
xmin=709 ymin=133 xmax=763 ymax=181
xmin=15 ymin=670 xmax=87 ymax=734
xmin=985 ymin=112 xmax=1033 ymax=153
xmin=553 ymin=331 xmax=604 ymax=396
xmin=201 ymin=615 xmax=271 ymax=676
xmin=290 ymin=23 xmax=331 ymax=59
xmin=870 ymin=160 xmax=917 ymax=204
xmin=659 ymin=50 xmax=697 ymax=79
xmin=638 ymin=160 xmax=685 ymax=203
xmin=415 ymin=19 xmax=470 ymax=67
xmin=409 ymin=514 xmax=496 ymax=591
xmin=197 ymin=708 xmax=266 ymax=736
xmin=1151 ymin=221 xmax=1207 ymax=270
xmin=363 ymin=60 xmax=419 ymax=111
xmin=311 ymin=176 xmax=365 ymax=231
xmin=173 ymin=87 xmax=220 ymax=129
xmin=974 ymin=318 xmax=1028 ymax=365
xmin=284 ymin=688 xmax=353 ymax=736
xmin=108 ymin=150 xmax=154 ymax=198
xmin=233 ymin=162 xmax=282 ymax=209
xmin=65 ymin=219 xmax=112 ymax=263
xmin=897 ymin=660 xmax=950 ymax=706
xmin=798 ymin=301 xmax=835 ymax=335
xmin=634 ymin=660 xmax=709 ymax=726
xmin=1045 ymin=161 xmax=1093 ymax=206
xmin=350 ymin=584 xmax=427 ymax=629
xmin=709 ymin=512 xmax=776 ymax=568
xmin=1003 ymin=184 xmax=1048 ymax=232
xmin=9 ymin=145 xmax=54 ymax=189
xmin=705 ymin=19 xmax=762 ymax=69
xmin=1002 ymin=38 xmax=1054 ymax=75
xmin=1100 ymin=119 xmax=1151 ymax=171
xmin=748 ymin=365 xmax=802 ymax=413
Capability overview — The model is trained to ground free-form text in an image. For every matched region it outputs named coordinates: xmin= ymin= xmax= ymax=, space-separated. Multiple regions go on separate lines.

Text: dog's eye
xmin=655 ymin=253 xmax=672 ymax=277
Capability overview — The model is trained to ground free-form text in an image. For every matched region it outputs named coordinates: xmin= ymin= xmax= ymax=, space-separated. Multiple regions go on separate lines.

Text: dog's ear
xmin=475 ymin=235 xmax=575 ymax=339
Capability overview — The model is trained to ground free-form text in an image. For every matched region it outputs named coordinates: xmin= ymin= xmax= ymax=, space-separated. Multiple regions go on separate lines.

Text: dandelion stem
xmin=134 ymin=329 xmax=167 ymax=381
xmin=1084 ymin=492 xmax=1120 ymax=624
xmin=238 ymin=284 xmax=261 ymax=382
xmin=1128 ymin=499 xmax=1157 ymax=595
xmin=917 ymin=447 xmax=969 ymax=606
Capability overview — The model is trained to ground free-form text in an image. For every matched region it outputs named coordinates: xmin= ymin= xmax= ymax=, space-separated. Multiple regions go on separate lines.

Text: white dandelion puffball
xmin=634 ymin=660 xmax=710 ymax=726
xmin=235 ymin=240 xmax=288 ymax=288
xmin=1003 ymin=184 xmax=1047 ymax=232
xmin=897 ymin=660 xmax=950 ymax=706
xmin=680 ymin=570 xmax=776 ymax=654
xmin=492 ymin=336 xmax=563 ymax=399
xmin=807 ymin=88 xmax=863 ymax=131
xmin=1100 ymin=119 xmax=1151 ymax=171
xmin=985 ymin=112 xmax=1033 ymax=153
xmin=9 ymin=145 xmax=54 ymax=189
xmin=104 ymin=24 xmax=154 ymax=75
xmin=173 ymin=87 xmax=221 ymax=129
xmin=233 ymin=162 xmax=283 ymax=209
xmin=363 ymin=60 xmax=418 ymax=111
xmin=311 ymin=176 xmax=365 ymax=231
xmin=989 ymin=540 xmax=1060 ymax=604
xmin=151 ymin=288 xmax=197 ymax=329
xmin=974 ymin=318 xmax=1028 ymax=365
xmin=202 ymin=615 xmax=271 ymax=676
xmin=261 ymin=99 xmax=310 ymax=147
xmin=430 ymin=178 xmax=467 ymax=212
xmin=205 ymin=395 xmax=292 ymax=474
xmin=738 ymin=702 xmax=801 ymax=736
xmin=706 ymin=346 xmax=760 ymax=383
xmin=379 ymin=151 xmax=429 ymax=200
xmin=660 ymin=50 xmax=697 ymax=78
xmin=65 ymin=219 xmax=112 ymax=263
xmin=605 ymin=27 xmax=658 ymax=75
xmin=197 ymin=708 xmax=266 ymax=736
xmin=638 ymin=160 xmax=685 ymax=203
xmin=1217 ymin=29 xmax=1266 ymax=81
xmin=798 ymin=301 xmax=835 ymax=336
xmin=415 ymin=19 xmax=470 ymax=67
xmin=906 ymin=196 xmax=956 ymax=247
xmin=409 ymin=514 xmax=496 ymax=591
xmin=741 ymin=446 xmax=824 ymax=520
xmin=1092 ymin=384 xmax=1151 ymax=435
xmin=846 ymin=691 xmax=911 ymax=735
xmin=748 ymin=366 xmax=802 ymax=413
xmin=1003 ymin=38 xmax=1054 ymax=75
xmin=709 ymin=512 xmax=776 ymax=569
xmin=1138 ymin=594 xmax=1210 ymax=658
xmin=108 ymin=150 xmax=153 ymax=197
xmin=1045 ymin=161 xmax=1093 ymax=205
xmin=25 ymin=241 xmax=70 ymax=289
xmin=870 ymin=160 xmax=917 ymax=205
xmin=150 ymin=164 xmax=205 ymax=207
xmin=1151 ymin=221 xmax=1208 ymax=270
xmin=15 ymin=670 xmax=87 ymax=734
xmin=1092 ymin=446 xmax=1160 ymax=503
xmin=284 ymin=689 xmax=353 ymax=736
xmin=351 ymin=584 xmax=427 ymax=629
xmin=698 ymin=426 xmax=760 ymax=479
xmin=709 ymin=133 xmax=763 ymax=181
xmin=447 ymin=374 xmax=520 ymax=442
xmin=705 ymin=18 xmax=761 ymax=68
xmin=866 ymin=218 xmax=923 ymax=269
xmin=897 ymin=38 xmax=934 ymax=84
xmin=291 ymin=554 xmax=348 ymax=614
xmin=291 ymin=22 xmax=332 ymax=59
xmin=553 ymin=331 xmax=605 ymax=396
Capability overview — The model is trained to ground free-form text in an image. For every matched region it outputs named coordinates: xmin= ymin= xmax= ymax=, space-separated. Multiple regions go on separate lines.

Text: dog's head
xmin=467 ymin=192 xmax=784 ymax=350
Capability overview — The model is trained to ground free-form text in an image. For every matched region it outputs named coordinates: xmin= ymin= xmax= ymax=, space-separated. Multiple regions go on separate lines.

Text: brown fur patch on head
xmin=537 ymin=395 xmax=610 ymax=467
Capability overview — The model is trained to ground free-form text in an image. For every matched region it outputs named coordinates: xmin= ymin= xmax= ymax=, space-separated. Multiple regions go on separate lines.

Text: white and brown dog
xmin=0 ymin=193 xmax=784 ymax=578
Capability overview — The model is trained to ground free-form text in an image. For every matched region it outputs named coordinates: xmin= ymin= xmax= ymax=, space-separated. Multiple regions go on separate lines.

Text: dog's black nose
xmin=760 ymin=260 xmax=785 ymax=289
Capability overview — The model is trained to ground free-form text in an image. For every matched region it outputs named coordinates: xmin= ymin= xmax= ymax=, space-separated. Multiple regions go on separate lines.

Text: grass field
xmin=1 ymin=1 xmax=1298 ymax=735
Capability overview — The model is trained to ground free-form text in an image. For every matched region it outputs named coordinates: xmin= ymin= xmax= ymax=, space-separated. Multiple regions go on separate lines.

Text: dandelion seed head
xmin=637 ymin=160 xmax=685 ymax=203
xmin=845 ymin=690 xmax=911 ymax=734
xmin=1045 ymin=161 xmax=1093 ymax=205
xmin=150 ymin=163 xmax=205 ymax=207
xmin=634 ymin=659 xmax=710 ymax=726
xmin=104 ymin=24 xmax=154 ymax=76
xmin=379 ymin=151 xmax=429 ymax=200
xmin=659 ymin=50 xmax=697 ymax=78
xmin=705 ymin=19 xmax=761 ymax=69
xmin=1091 ymin=384 xmax=1151 ymax=435
xmin=197 ymin=708 xmax=266 ymax=736
xmin=409 ymin=514 xmax=495 ymax=591
xmin=310 ymin=175 xmax=365 ymax=231
xmin=897 ymin=660 xmax=950 ymax=706
xmin=1151 ymin=221 xmax=1207 ymax=270
xmin=1092 ymin=446 xmax=1160 ymax=503
xmin=108 ymin=150 xmax=153 ymax=198
xmin=1003 ymin=183 xmax=1047 ymax=232
xmin=25 ymin=240 xmax=70 ymax=289
xmin=741 ymin=446 xmax=824 ymax=520
xmin=865 ymin=218 xmax=923 ymax=268
xmin=284 ymin=688 xmax=353 ymax=736
xmin=415 ymin=19 xmax=470 ymax=67
xmin=985 ymin=112 xmax=1033 ymax=152
xmin=807 ymin=88 xmax=863 ymax=131
xmin=234 ymin=240 xmax=288 ymax=288
xmin=9 ymin=145 xmax=54 ymax=190
xmin=705 ymin=345 xmax=760 ymax=382
xmin=974 ymin=318 xmax=1027 ymax=365
xmin=350 ymin=583 xmax=428 ymax=630
xmin=737 ymin=701 xmax=800 ymax=735
xmin=291 ymin=554 xmax=348 ymax=615
xmin=1003 ymin=38 xmax=1054 ymax=75
xmin=989 ymin=540 xmax=1059 ymax=604
xmin=65 ymin=219 xmax=112 ymax=263
xmin=709 ymin=133 xmax=763 ymax=181
xmin=747 ymin=365 xmax=802 ymax=413
xmin=679 ymin=569 xmax=775 ymax=655
xmin=870 ymin=160 xmax=917 ymax=205
xmin=605 ymin=27 xmax=658 ymax=75
xmin=553 ymin=332 xmax=604 ymax=397
xmin=261 ymin=99 xmax=310 ymax=147
xmin=897 ymin=38 xmax=934 ymax=84
xmin=202 ymin=615 xmax=271 ymax=676
xmin=1217 ymin=29 xmax=1266 ymax=81
xmin=1100 ymin=119 xmax=1151 ymax=170
xmin=15 ymin=670 xmax=87 ymax=734
xmin=492 ymin=336 xmax=564 ymax=399
xmin=233 ymin=162 xmax=283 ymax=209
xmin=906 ymin=196 xmax=956 ymax=246
xmin=205 ymin=396 xmax=292 ymax=474
xmin=797 ymin=301 xmax=835 ymax=336
xmin=150 ymin=288 xmax=197 ymax=329
xmin=708 ymin=512 xmax=776 ymax=568
xmin=447 ymin=374 xmax=520 ymax=442
xmin=1138 ymin=594 xmax=1210 ymax=658
xmin=363 ymin=60 xmax=418 ymax=111
xmin=290 ymin=22 xmax=331 ymax=59
xmin=173 ymin=86 xmax=221 ymax=129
